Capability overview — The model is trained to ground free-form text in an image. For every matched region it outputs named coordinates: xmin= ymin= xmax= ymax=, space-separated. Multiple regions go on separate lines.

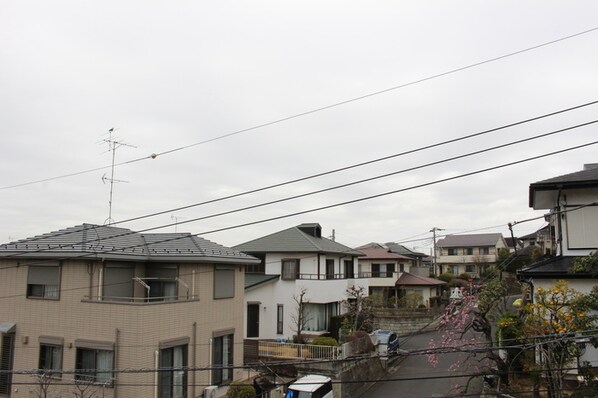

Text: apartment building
xmin=436 ymin=233 xmax=508 ymax=277
xmin=0 ymin=224 xmax=259 ymax=398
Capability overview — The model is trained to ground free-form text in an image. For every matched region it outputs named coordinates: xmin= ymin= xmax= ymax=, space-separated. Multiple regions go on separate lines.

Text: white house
xmin=519 ymin=163 xmax=598 ymax=374
xmin=234 ymin=223 xmax=365 ymax=341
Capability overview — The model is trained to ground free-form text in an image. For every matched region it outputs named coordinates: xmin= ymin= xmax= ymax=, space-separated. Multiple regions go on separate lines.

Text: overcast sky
xmin=1 ymin=1 xmax=597 ymax=253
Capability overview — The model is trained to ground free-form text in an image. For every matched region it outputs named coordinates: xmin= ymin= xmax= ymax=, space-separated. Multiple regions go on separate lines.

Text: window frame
xmin=281 ymin=259 xmax=300 ymax=280
xmin=212 ymin=331 xmax=234 ymax=386
xmin=158 ymin=340 xmax=188 ymax=398
xmin=276 ymin=304 xmax=284 ymax=335
xmin=38 ymin=340 xmax=63 ymax=378
xmin=447 ymin=248 xmax=457 ymax=256
xmin=27 ymin=264 xmax=61 ymax=300
xmin=74 ymin=340 xmax=115 ymax=385
xmin=214 ymin=265 xmax=235 ymax=299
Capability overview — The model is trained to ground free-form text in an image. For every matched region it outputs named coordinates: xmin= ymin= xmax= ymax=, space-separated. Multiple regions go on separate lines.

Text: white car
xmin=285 ymin=374 xmax=333 ymax=398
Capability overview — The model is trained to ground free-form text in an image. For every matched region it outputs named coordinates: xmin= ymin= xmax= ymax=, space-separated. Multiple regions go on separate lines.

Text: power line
xmin=2 ymin=25 xmax=597 ymax=192
xmin=3 ymin=99 xmax=596 ymax=253
xmin=3 ymin=108 xmax=596 ymax=254
xmin=2 ymin=139 xmax=597 ymax=264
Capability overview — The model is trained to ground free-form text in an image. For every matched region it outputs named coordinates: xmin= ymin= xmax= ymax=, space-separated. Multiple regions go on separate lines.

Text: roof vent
xmin=583 ymin=163 xmax=598 ymax=170
xmin=297 ymin=223 xmax=322 ymax=238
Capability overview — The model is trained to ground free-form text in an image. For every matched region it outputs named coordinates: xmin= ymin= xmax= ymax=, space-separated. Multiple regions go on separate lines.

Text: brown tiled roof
xmin=395 ymin=272 xmax=446 ymax=286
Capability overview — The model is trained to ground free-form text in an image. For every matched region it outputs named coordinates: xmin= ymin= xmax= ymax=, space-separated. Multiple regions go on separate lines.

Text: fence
xmin=257 ymin=341 xmax=341 ymax=361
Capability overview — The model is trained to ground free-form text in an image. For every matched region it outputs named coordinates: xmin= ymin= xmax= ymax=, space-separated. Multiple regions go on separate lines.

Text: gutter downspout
xmin=192 ymin=322 xmax=197 ymax=398
xmin=114 ymin=328 xmax=119 ymax=398
xmin=556 ymin=188 xmax=564 ymax=256
xmin=154 ymin=350 xmax=159 ymax=398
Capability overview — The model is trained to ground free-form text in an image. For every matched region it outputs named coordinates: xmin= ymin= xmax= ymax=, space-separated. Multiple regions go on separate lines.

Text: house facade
xmin=436 ymin=233 xmax=508 ymax=278
xmin=233 ymin=223 xmax=364 ymax=341
xmin=0 ymin=224 xmax=259 ymax=398
xmin=354 ymin=244 xmax=412 ymax=305
xmin=519 ymin=163 xmax=598 ymax=371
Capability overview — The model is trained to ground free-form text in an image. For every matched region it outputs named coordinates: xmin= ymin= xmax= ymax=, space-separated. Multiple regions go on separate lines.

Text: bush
xmin=311 ymin=336 xmax=338 ymax=346
xmin=226 ymin=380 xmax=256 ymax=398
xmin=437 ymin=272 xmax=453 ymax=283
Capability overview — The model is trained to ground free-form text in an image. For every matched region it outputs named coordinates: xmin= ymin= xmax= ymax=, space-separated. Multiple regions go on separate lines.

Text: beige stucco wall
xmin=0 ymin=259 xmax=245 ymax=398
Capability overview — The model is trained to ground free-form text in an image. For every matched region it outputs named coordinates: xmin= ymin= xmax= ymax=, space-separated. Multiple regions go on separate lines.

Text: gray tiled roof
xmin=233 ymin=225 xmax=363 ymax=256
xmin=530 ymin=165 xmax=598 ymax=188
xmin=436 ymin=233 xmax=504 ymax=248
xmin=0 ymin=223 xmax=259 ymax=264
xmin=518 ymin=256 xmax=581 ymax=278
xmin=245 ymin=274 xmax=279 ymax=290
xmin=385 ymin=242 xmax=427 ymax=257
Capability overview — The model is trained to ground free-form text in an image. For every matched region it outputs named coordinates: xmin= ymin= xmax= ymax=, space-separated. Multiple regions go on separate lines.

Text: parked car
xmin=370 ymin=329 xmax=399 ymax=355
xmin=285 ymin=374 xmax=333 ymax=398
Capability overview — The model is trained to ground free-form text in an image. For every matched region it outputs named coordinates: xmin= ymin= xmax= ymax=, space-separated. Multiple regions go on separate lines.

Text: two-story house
xmin=0 ymin=224 xmax=259 ymax=398
xmin=354 ymin=243 xmax=411 ymax=303
xmin=436 ymin=233 xmax=508 ymax=277
xmin=519 ymin=164 xmax=598 ymax=372
xmin=233 ymin=223 xmax=364 ymax=341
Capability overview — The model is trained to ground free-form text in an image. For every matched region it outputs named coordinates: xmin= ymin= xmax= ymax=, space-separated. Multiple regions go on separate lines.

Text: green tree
xmin=523 ymin=281 xmax=598 ymax=398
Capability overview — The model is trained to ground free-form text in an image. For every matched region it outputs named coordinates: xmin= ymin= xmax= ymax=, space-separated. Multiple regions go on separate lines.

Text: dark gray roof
xmin=518 ymin=256 xmax=583 ymax=278
xmin=385 ymin=242 xmax=427 ymax=258
xmin=529 ymin=164 xmax=598 ymax=207
xmin=245 ymin=274 xmax=279 ymax=290
xmin=0 ymin=223 xmax=259 ymax=264
xmin=233 ymin=224 xmax=363 ymax=256
xmin=436 ymin=233 xmax=504 ymax=248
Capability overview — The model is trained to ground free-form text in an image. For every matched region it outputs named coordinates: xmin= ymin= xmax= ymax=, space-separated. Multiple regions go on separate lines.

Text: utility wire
xmin=4 ymin=100 xmax=595 ymax=250
xmin=2 ymin=25 xmax=597 ymax=192
xmin=2 ymin=140 xmax=597 ymax=263
xmin=3 ymin=112 xmax=596 ymax=254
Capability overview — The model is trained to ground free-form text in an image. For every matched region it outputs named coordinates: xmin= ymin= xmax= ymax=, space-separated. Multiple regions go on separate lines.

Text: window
xmin=465 ymin=264 xmax=476 ymax=273
xmin=448 ymin=248 xmax=457 ymax=256
xmin=75 ymin=344 xmax=114 ymax=384
xmin=159 ymin=343 xmax=187 ymax=398
xmin=371 ymin=264 xmax=394 ymax=277
xmin=281 ymin=259 xmax=299 ymax=280
xmin=103 ymin=264 xmax=134 ymax=301
xmin=384 ymin=263 xmax=395 ymax=277
xmin=27 ymin=265 xmax=60 ymax=299
xmin=343 ymin=260 xmax=354 ymax=279
xmin=277 ymin=304 xmax=284 ymax=334
xmin=465 ymin=248 xmax=473 ymax=255
xmin=325 ymin=259 xmax=334 ymax=280
xmin=212 ymin=332 xmax=234 ymax=385
xmin=39 ymin=337 xmax=63 ymax=377
xmin=482 ymin=247 xmax=490 ymax=255
xmin=371 ymin=264 xmax=380 ymax=277
xmin=147 ymin=266 xmax=178 ymax=302
xmin=245 ymin=254 xmax=265 ymax=274
xmin=214 ymin=265 xmax=235 ymax=299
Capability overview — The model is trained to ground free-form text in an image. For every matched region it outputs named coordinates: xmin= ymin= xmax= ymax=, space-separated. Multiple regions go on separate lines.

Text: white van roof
xmin=289 ymin=374 xmax=332 ymax=392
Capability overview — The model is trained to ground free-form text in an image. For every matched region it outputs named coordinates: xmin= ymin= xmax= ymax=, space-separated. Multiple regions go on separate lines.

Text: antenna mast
xmin=102 ymin=128 xmax=135 ymax=224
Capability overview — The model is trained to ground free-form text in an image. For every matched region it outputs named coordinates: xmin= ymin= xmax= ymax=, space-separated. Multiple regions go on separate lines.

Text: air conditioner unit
xmin=204 ymin=385 xmax=218 ymax=398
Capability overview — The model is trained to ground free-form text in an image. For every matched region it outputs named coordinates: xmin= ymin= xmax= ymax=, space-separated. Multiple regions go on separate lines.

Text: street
xmin=360 ymin=330 xmax=484 ymax=398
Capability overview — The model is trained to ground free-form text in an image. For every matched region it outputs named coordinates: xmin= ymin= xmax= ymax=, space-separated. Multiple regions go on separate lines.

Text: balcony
xmin=82 ymin=277 xmax=199 ymax=305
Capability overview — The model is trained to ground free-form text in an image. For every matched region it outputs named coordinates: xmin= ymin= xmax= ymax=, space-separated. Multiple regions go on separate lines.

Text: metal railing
xmin=258 ymin=341 xmax=341 ymax=360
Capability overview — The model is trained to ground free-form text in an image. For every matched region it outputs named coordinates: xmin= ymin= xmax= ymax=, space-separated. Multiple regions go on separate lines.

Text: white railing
xmin=258 ymin=341 xmax=341 ymax=360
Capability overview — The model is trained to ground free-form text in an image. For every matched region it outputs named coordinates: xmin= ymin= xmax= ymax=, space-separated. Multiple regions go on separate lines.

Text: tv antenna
xmin=101 ymin=128 xmax=136 ymax=224
xmin=171 ymin=215 xmax=186 ymax=233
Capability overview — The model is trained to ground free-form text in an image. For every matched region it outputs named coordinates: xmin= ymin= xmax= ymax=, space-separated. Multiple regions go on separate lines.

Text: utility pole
xmin=101 ymin=128 xmax=135 ymax=224
xmin=430 ymin=227 xmax=444 ymax=275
